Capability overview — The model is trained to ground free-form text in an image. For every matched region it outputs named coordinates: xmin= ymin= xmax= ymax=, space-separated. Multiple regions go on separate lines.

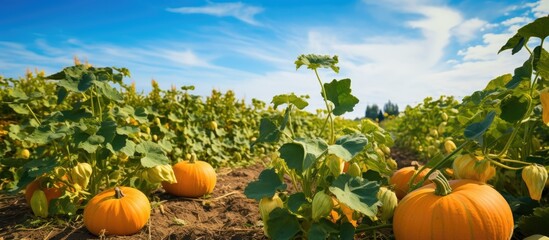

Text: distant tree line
xmin=364 ymin=100 xmax=399 ymax=122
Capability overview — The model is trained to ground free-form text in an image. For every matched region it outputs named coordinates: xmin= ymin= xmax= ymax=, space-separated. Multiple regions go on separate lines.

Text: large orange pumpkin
xmin=393 ymin=171 xmax=514 ymax=240
xmin=83 ymin=186 xmax=151 ymax=236
xmin=24 ymin=178 xmax=64 ymax=205
xmin=389 ymin=161 xmax=431 ymax=199
xmin=162 ymin=156 xmax=216 ymax=197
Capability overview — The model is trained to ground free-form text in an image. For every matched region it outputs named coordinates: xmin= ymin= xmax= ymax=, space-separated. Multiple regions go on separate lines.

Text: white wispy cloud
xmin=166 ymin=2 xmax=263 ymax=26
xmin=452 ymin=18 xmax=488 ymax=43
xmin=502 ymin=16 xmax=533 ymax=26
xmin=530 ymin=0 xmax=549 ymax=17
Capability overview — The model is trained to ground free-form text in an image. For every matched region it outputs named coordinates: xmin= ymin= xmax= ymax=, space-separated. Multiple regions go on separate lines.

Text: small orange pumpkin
xmin=24 ymin=177 xmax=64 ymax=205
xmin=83 ymin=186 xmax=151 ymax=236
xmin=389 ymin=161 xmax=431 ymax=199
xmin=393 ymin=171 xmax=514 ymax=240
xmin=162 ymin=154 xmax=216 ymax=197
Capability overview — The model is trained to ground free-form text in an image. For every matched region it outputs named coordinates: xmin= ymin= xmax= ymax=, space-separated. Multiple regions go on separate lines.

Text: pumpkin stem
xmin=114 ymin=187 xmax=125 ymax=199
xmin=428 ymin=170 xmax=452 ymax=196
xmin=190 ymin=153 xmax=197 ymax=163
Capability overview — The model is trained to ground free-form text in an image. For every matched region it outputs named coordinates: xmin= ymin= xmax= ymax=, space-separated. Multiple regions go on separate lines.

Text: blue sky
xmin=1 ymin=0 xmax=548 ymax=118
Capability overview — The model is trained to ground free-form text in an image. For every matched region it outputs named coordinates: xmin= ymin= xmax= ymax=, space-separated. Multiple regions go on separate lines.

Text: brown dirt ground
xmin=0 ymin=148 xmax=417 ymax=240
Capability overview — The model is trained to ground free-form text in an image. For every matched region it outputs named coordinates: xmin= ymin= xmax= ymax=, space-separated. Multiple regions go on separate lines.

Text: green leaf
xmin=518 ymin=207 xmax=549 ymax=236
xmin=498 ymin=34 xmax=525 ymax=54
xmin=533 ymin=46 xmax=549 ymax=80
xmin=339 ymin=222 xmax=356 ymax=240
xmin=271 ymin=93 xmax=309 ymax=110
xmin=323 ymin=79 xmax=359 ymax=116
xmin=95 ymin=81 xmax=123 ymax=102
xmin=308 ymin=220 xmax=339 ymax=240
xmin=464 ymin=111 xmax=496 ymax=140
xmin=135 ymin=141 xmax=169 ymax=167
xmin=506 ymin=57 xmax=533 ymax=89
xmin=329 ymin=174 xmax=380 ymax=217
xmin=500 ymin=93 xmax=531 ymax=123
xmin=266 ymin=208 xmax=300 ymax=240
xmin=244 ymin=169 xmax=287 ymax=200
xmin=116 ymin=126 xmax=140 ymax=136
xmin=287 ymin=192 xmax=308 ymax=213
xmin=280 ymin=139 xmax=328 ymax=173
xmin=57 ymin=87 xmax=68 ymax=105
xmin=328 ymin=134 xmax=368 ymax=161
xmin=78 ymin=72 xmax=95 ymax=91
xmin=97 ymin=120 xmax=117 ymax=143
xmin=9 ymin=88 xmax=29 ymax=100
xmin=57 ymin=79 xmax=80 ymax=92
xmin=8 ymin=103 xmax=29 ymax=115
xmin=517 ymin=16 xmax=549 ymax=40
xmin=78 ymin=135 xmax=105 ymax=153
xmin=298 ymin=138 xmax=328 ymax=171
xmin=256 ymin=118 xmax=281 ymax=144
xmin=295 ymin=54 xmax=339 ymax=73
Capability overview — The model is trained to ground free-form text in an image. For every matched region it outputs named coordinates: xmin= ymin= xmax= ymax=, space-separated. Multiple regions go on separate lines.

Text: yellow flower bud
xmin=30 ymin=190 xmax=48 ymax=218
xmin=70 ymin=162 xmax=93 ymax=189
xmin=312 ymin=191 xmax=334 ymax=221
xmin=452 ymin=154 xmax=495 ymax=182
xmin=444 ymin=140 xmax=457 ymax=154
xmin=146 ymin=164 xmax=177 ymax=184
xmin=377 ymin=187 xmax=397 ymax=222
xmin=259 ymin=194 xmax=283 ymax=237
xmin=522 ymin=164 xmax=548 ymax=201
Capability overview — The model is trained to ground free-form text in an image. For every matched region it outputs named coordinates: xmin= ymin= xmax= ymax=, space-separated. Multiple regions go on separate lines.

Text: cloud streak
xmin=167 ymin=2 xmax=264 ymax=26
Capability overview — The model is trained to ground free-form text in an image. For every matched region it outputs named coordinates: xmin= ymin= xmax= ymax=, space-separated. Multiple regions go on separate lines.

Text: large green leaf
xmin=295 ymin=54 xmax=339 ymax=73
xmin=255 ymin=118 xmax=281 ymax=144
xmin=464 ymin=111 xmax=496 ymax=140
xmin=506 ymin=57 xmax=532 ymax=89
xmin=517 ymin=16 xmax=549 ymax=40
xmin=279 ymin=142 xmax=306 ymax=173
xmin=95 ymin=81 xmax=123 ymax=102
xmin=272 ymin=93 xmax=309 ymax=110
xmin=328 ymin=134 xmax=368 ymax=161
xmin=298 ymin=138 xmax=328 ymax=171
xmin=244 ymin=169 xmax=287 ymax=200
xmin=329 ymin=174 xmax=380 ymax=217
xmin=500 ymin=93 xmax=531 ymax=123
xmin=533 ymin=46 xmax=549 ymax=80
xmin=97 ymin=120 xmax=117 ymax=143
xmin=308 ymin=220 xmax=339 ymax=240
xmin=78 ymin=135 xmax=105 ymax=153
xmin=498 ymin=34 xmax=525 ymax=54
xmin=78 ymin=72 xmax=95 ymax=92
xmin=287 ymin=192 xmax=308 ymax=213
xmin=266 ymin=208 xmax=301 ymax=240
xmin=518 ymin=207 xmax=549 ymax=236
xmin=323 ymin=79 xmax=359 ymax=116
xmin=135 ymin=141 xmax=169 ymax=167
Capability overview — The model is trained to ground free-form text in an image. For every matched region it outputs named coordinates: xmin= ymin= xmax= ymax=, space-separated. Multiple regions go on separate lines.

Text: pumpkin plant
xmin=83 ymin=186 xmax=151 ymax=236
xmin=245 ymin=54 xmax=393 ymax=239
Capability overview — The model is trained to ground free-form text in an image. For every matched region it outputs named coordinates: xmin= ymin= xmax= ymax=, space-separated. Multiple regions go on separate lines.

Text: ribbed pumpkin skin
xmin=83 ymin=187 xmax=151 ymax=236
xmin=393 ymin=179 xmax=514 ymax=240
xmin=389 ymin=166 xmax=431 ymax=199
xmin=162 ymin=160 xmax=217 ymax=197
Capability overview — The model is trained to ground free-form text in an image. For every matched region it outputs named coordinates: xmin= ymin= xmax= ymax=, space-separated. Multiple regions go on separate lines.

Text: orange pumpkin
xmin=83 ymin=186 xmax=151 ymax=236
xmin=162 ymin=155 xmax=216 ymax=197
xmin=24 ymin=178 xmax=64 ymax=205
xmin=389 ymin=161 xmax=431 ymax=199
xmin=393 ymin=171 xmax=514 ymax=240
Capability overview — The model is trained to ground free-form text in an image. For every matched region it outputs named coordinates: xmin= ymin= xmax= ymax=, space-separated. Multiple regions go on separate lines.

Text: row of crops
xmin=0 ymin=15 xmax=547 ymax=239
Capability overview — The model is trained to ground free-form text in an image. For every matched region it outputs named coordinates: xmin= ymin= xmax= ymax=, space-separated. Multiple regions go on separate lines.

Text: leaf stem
xmin=314 ymin=69 xmax=334 ymax=144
